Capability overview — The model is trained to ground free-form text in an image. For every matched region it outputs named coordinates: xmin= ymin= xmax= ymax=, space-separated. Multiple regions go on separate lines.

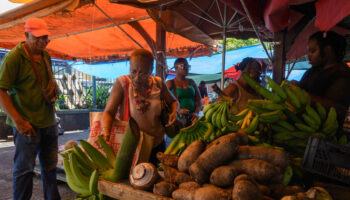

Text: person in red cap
xmin=0 ymin=18 xmax=60 ymax=200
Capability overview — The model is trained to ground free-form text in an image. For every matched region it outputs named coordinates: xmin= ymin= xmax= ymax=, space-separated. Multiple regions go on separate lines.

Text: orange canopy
xmin=0 ymin=0 xmax=213 ymax=61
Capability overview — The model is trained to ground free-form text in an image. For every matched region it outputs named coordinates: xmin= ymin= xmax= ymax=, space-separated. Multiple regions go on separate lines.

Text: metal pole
xmin=239 ymin=0 xmax=272 ymax=62
xmin=92 ymin=1 xmax=143 ymax=48
xmin=93 ymin=76 xmax=97 ymax=109
xmin=220 ymin=4 xmax=227 ymax=89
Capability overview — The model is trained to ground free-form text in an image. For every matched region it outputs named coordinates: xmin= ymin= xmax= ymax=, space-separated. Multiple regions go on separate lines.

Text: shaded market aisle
xmin=0 ymin=129 xmax=90 ymax=200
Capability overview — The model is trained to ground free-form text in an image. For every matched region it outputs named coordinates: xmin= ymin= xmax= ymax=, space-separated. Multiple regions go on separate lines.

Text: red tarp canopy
xmin=221 ymin=0 xmax=350 ymax=59
xmin=113 ymin=0 xmax=350 ymax=59
xmin=0 ymin=0 xmax=214 ymax=61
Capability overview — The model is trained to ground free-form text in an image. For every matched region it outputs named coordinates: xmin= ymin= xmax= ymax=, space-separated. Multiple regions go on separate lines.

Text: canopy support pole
xmin=286 ymin=59 xmax=297 ymax=80
xmin=156 ymin=23 xmax=166 ymax=79
xmin=92 ymin=1 xmax=143 ymax=48
xmin=220 ymin=4 xmax=227 ymax=89
xmin=239 ymin=0 xmax=272 ymax=63
xmin=50 ymin=17 xmax=150 ymax=40
xmin=273 ymin=30 xmax=287 ymax=84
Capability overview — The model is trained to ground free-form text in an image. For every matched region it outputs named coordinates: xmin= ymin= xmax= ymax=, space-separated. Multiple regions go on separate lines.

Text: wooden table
xmin=98 ymin=180 xmax=174 ymax=200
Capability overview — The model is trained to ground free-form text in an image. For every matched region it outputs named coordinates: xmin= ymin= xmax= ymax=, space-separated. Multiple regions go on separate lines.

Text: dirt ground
xmin=0 ymin=129 xmax=90 ymax=200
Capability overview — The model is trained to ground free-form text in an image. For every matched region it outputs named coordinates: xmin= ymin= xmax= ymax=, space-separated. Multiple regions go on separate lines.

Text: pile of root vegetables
xmin=129 ymin=131 xmax=333 ymax=200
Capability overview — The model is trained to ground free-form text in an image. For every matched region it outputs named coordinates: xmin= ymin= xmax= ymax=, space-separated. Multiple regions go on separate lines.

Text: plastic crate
xmin=303 ymin=137 xmax=350 ymax=185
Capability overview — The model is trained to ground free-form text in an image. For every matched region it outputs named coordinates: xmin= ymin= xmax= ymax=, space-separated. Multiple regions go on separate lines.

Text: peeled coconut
xmin=64 ymin=140 xmax=78 ymax=150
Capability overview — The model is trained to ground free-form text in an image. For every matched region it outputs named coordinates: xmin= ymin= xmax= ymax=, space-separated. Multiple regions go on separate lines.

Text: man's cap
xmin=24 ymin=18 xmax=49 ymax=37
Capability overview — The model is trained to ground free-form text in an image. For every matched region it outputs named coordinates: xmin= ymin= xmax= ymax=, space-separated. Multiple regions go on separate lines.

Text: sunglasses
xmin=176 ymin=63 xmax=191 ymax=70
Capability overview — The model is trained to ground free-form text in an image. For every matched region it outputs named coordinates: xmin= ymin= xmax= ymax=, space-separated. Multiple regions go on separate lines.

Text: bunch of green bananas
xmin=164 ymin=119 xmax=214 ymax=155
xmin=61 ymin=136 xmax=114 ymax=199
xmin=241 ymin=72 xmax=347 ymax=154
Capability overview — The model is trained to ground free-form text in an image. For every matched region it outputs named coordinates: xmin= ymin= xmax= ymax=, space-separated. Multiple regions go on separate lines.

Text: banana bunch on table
xmin=164 ymin=119 xmax=214 ymax=155
xmin=60 ymin=136 xmax=116 ymax=199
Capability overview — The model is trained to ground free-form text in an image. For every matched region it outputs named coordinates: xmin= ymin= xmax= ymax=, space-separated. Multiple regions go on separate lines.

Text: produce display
xmin=131 ymin=131 xmax=334 ymax=200
xmin=61 ymin=73 xmax=343 ymax=200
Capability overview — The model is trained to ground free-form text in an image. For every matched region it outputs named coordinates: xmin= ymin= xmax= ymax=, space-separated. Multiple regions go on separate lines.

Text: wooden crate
xmin=98 ymin=180 xmax=174 ymax=200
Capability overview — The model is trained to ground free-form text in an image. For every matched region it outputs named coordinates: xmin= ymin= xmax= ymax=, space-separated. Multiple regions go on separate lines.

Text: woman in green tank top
xmin=166 ymin=58 xmax=201 ymax=127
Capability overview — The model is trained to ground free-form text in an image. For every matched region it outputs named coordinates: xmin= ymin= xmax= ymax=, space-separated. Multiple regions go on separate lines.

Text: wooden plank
xmin=98 ymin=180 xmax=174 ymax=200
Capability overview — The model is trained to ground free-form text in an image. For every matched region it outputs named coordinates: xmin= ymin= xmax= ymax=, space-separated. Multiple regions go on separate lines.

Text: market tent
xmin=114 ymin=0 xmax=350 ymax=59
xmin=0 ymin=0 xmax=214 ymax=61
xmin=111 ymin=0 xmax=350 ymax=83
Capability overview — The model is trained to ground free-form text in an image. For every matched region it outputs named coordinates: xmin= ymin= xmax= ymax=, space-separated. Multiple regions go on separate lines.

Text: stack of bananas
xmin=61 ymin=136 xmax=116 ymax=199
xmin=239 ymin=72 xmax=347 ymax=155
xmin=164 ymin=119 xmax=214 ymax=155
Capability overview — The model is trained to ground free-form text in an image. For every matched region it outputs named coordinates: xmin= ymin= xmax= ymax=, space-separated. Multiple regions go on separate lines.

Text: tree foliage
xmin=216 ymin=38 xmax=260 ymax=53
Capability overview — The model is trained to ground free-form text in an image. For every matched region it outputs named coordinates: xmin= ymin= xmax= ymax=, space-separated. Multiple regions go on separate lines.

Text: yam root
xmin=232 ymin=180 xmax=263 ymax=200
xmin=179 ymin=181 xmax=200 ymax=190
xmin=194 ymin=185 xmax=231 ymax=200
xmin=189 ymin=133 xmax=240 ymax=184
xmin=172 ymin=188 xmax=195 ymax=200
xmin=206 ymin=131 xmax=247 ymax=150
xmin=229 ymin=159 xmax=282 ymax=184
xmin=269 ymin=184 xmax=305 ymax=199
xmin=163 ymin=165 xmax=192 ymax=184
xmin=157 ymin=152 xmax=179 ymax=168
xmin=153 ymin=181 xmax=177 ymax=197
xmin=210 ymin=166 xmax=238 ymax=187
xmin=233 ymin=174 xmax=256 ymax=185
xmin=236 ymin=129 xmax=249 ymax=145
xmin=236 ymin=146 xmax=289 ymax=169
xmin=178 ymin=140 xmax=205 ymax=172
xmin=257 ymin=184 xmax=271 ymax=196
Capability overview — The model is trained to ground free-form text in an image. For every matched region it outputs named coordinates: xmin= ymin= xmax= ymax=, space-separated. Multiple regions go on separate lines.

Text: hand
xmin=191 ymin=113 xmax=199 ymax=122
xmin=178 ymin=108 xmax=190 ymax=115
xmin=15 ymin=119 xmax=36 ymax=136
xmin=165 ymin=112 xmax=177 ymax=127
xmin=102 ymin=128 xmax=111 ymax=142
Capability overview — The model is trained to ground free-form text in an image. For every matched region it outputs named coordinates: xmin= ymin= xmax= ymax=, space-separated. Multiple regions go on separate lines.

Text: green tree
xmin=216 ymin=38 xmax=260 ymax=52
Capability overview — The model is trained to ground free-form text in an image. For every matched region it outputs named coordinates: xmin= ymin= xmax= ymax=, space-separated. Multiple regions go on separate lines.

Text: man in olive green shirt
xmin=0 ymin=18 xmax=60 ymax=200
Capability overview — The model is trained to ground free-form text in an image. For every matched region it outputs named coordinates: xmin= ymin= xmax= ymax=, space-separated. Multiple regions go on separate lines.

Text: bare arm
xmin=161 ymin=81 xmax=179 ymax=126
xmin=190 ymin=79 xmax=202 ymax=115
xmin=217 ymin=83 xmax=239 ymax=101
xmin=102 ymin=79 xmax=124 ymax=140
xmin=0 ymin=89 xmax=35 ymax=136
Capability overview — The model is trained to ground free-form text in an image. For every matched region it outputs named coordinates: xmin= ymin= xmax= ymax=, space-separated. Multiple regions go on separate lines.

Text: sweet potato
xmin=236 ymin=129 xmax=249 ymax=145
xmin=178 ymin=140 xmax=205 ymax=172
xmin=269 ymin=184 xmax=305 ymax=199
xmin=206 ymin=131 xmax=247 ymax=150
xmin=210 ymin=166 xmax=238 ymax=187
xmin=236 ymin=146 xmax=289 ymax=169
xmin=232 ymin=180 xmax=263 ymax=200
xmin=163 ymin=165 xmax=192 ymax=184
xmin=229 ymin=159 xmax=282 ymax=184
xmin=172 ymin=188 xmax=195 ymax=200
xmin=179 ymin=181 xmax=200 ymax=190
xmin=257 ymin=184 xmax=271 ymax=196
xmin=189 ymin=133 xmax=240 ymax=184
xmin=194 ymin=185 xmax=231 ymax=200
xmin=153 ymin=181 xmax=177 ymax=197
xmin=233 ymin=174 xmax=256 ymax=185
xmin=157 ymin=152 xmax=179 ymax=168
